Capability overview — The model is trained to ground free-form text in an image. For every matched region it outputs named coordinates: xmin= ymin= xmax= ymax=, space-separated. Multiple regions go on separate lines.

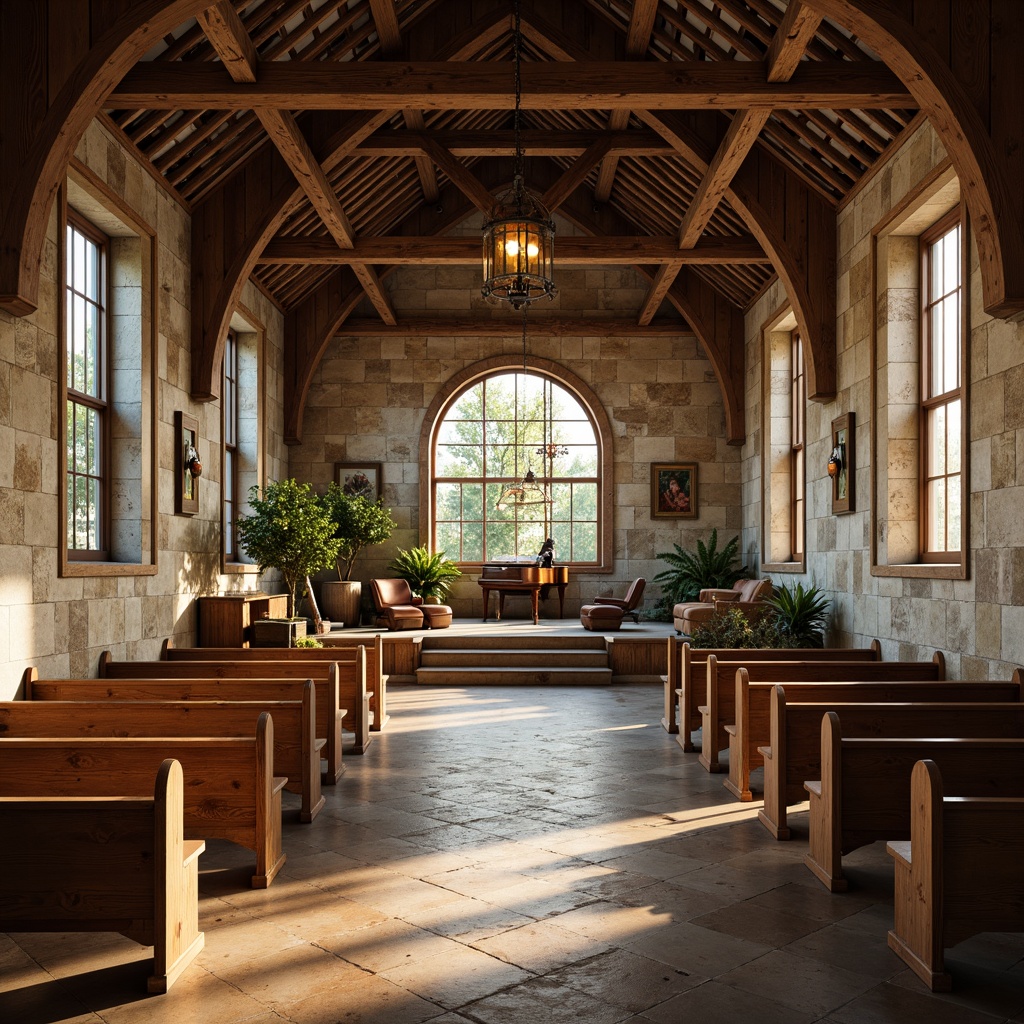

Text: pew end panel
xmin=0 ymin=758 xmax=205 ymax=993
xmin=887 ymin=759 xmax=1024 ymax=992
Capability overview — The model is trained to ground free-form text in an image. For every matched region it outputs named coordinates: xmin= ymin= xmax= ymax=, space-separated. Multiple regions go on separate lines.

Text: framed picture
xmin=651 ymin=463 xmax=698 ymax=518
xmin=175 ymin=411 xmax=200 ymax=516
xmin=830 ymin=412 xmax=855 ymax=515
xmin=335 ymin=462 xmax=382 ymax=501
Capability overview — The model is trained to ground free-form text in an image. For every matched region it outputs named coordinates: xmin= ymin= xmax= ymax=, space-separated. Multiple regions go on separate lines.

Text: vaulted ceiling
xmin=104 ymin=0 xmax=912 ymax=315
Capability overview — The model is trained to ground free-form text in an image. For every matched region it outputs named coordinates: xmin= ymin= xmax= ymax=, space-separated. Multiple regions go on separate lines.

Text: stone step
xmin=420 ymin=633 xmax=607 ymax=652
xmin=414 ymin=666 xmax=614 ymax=686
xmin=419 ymin=649 xmax=609 ymax=668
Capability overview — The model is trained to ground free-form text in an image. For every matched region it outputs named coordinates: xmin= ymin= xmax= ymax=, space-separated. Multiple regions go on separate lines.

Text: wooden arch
xmin=805 ymin=0 xmax=1024 ymax=318
xmin=0 ymin=0 xmax=209 ymax=316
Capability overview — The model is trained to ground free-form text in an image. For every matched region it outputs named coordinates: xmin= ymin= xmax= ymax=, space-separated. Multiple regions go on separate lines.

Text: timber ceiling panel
xmin=105 ymin=0 xmax=914 ymax=323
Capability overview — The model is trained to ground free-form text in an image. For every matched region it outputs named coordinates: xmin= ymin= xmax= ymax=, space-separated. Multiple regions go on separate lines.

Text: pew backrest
xmin=0 ymin=757 xmax=205 ymax=992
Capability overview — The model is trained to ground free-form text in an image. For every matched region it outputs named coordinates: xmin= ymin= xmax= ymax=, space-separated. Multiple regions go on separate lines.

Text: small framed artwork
xmin=829 ymin=412 xmax=855 ymax=515
xmin=335 ymin=462 xmax=382 ymax=501
xmin=175 ymin=411 xmax=200 ymax=516
xmin=651 ymin=463 xmax=698 ymax=518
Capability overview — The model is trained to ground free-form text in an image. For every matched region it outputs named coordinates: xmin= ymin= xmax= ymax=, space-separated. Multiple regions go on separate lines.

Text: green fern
xmin=653 ymin=528 xmax=748 ymax=604
xmin=766 ymin=581 xmax=830 ymax=648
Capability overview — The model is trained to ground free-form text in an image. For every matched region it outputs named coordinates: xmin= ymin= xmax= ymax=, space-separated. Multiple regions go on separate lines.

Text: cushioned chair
xmin=580 ymin=578 xmax=646 ymax=631
xmin=592 ymin=578 xmax=646 ymax=623
xmin=370 ymin=578 xmax=425 ymax=631
xmin=673 ymin=578 xmax=773 ymax=636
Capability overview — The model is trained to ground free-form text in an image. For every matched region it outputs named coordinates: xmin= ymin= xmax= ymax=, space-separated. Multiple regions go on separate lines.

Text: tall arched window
xmin=430 ymin=367 xmax=603 ymax=566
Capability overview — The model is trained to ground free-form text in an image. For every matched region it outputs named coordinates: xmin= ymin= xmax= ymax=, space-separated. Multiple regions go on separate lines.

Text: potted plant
xmin=321 ymin=486 xmax=396 ymax=627
xmin=650 ymin=528 xmax=748 ymax=620
xmin=236 ymin=479 xmax=341 ymax=637
xmin=766 ymin=581 xmax=830 ymax=648
xmin=387 ymin=546 xmax=462 ymax=602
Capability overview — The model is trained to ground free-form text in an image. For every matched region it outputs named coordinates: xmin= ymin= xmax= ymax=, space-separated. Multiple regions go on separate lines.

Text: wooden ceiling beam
xmin=108 ymin=61 xmax=917 ymax=110
xmin=196 ymin=1 xmax=397 ymax=332
xmin=541 ymin=135 xmax=615 ymax=212
xmin=368 ymin=0 xmax=440 ymax=204
xmin=357 ymin=128 xmax=672 ymax=157
xmin=257 ymin=233 xmax=771 ymax=265
xmin=638 ymin=1 xmax=824 ymax=324
xmin=594 ymin=0 xmax=660 ymax=203
xmin=334 ymin=316 xmax=694 ymax=338
xmin=417 ymin=137 xmax=495 ymax=213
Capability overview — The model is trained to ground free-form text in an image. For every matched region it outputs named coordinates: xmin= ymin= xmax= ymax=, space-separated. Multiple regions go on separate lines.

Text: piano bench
xmin=580 ymin=604 xmax=624 ymax=631
xmin=421 ymin=604 xmax=453 ymax=629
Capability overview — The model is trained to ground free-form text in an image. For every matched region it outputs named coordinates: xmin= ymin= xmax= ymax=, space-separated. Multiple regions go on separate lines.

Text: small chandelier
xmin=481 ymin=0 xmax=555 ymax=309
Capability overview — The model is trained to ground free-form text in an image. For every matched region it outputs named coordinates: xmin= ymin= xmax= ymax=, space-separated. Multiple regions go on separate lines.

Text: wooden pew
xmin=0 ymin=711 xmax=286 ymax=888
xmin=0 ymin=758 xmax=204 ymax=993
xmin=26 ymin=670 xmax=346 ymax=786
xmin=700 ymin=653 xmax=944 ymax=774
xmin=728 ymin=655 xmax=988 ymax=800
xmin=661 ymin=639 xmax=881 ymax=748
xmin=804 ymin=712 xmax=1024 ymax=892
xmin=759 ymin=682 xmax=1024 ymax=838
xmin=888 ymin=760 xmax=1024 ymax=991
xmin=103 ymin=648 xmax=370 ymax=761
xmin=163 ymin=634 xmax=390 ymax=731
xmin=1 ymin=685 xmax=325 ymax=822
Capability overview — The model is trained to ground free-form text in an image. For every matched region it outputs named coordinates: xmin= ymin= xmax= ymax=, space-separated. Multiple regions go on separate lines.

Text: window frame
xmin=65 ymin=210 xmax=111 ymax=561
xmin=869 ymin=160 xmax=968 ymax=580
xmin=918 ymin=210 xmax=962 ymax=563
xmin=58 ymin=162 xmax=159 ymax=578
xmin=420 ymin=355 xmax=615 ymax=573
xmin=790 ymin=329 xmax=806 ymax=564
xmin=222 ymin=328 xmax=239 ymax=561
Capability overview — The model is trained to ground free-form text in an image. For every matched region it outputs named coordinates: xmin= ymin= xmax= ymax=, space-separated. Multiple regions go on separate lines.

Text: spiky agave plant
xmin=653 ymin=528 xmax=748 ymax=605
xmin=766 ymin=581 xmax=830 ymax=648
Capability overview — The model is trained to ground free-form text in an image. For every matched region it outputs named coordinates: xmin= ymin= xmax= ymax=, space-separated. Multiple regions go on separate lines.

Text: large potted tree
xmin=321 ymin=485 xmax=396 ymax=627
xmin=236 ymin=479 xmax=341 ymax=644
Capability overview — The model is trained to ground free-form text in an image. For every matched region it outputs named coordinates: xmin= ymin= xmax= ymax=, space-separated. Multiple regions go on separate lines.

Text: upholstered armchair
xmin=673 ymin=578 xmax=773 ymax=635
xmin=592 ymin=577 xmax=646 ymax=623
xmin=370 ymin=578 xmax=425 ymax=631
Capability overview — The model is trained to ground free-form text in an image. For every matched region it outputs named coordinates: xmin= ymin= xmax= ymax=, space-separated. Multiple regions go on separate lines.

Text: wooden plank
xmin=257 ymin=234 xmax=771 ymax=265
xmin=108 ymin=61 xmax=918 ymax=110
xmin=330 ymin=315 xmax=696 ymax=337
xmin=357 ymin=128 xmax=675 ymax=158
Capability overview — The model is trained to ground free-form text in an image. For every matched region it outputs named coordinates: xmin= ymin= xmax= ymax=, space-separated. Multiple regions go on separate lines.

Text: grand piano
xmin=478 ymin=560 xmax=569 ymax=625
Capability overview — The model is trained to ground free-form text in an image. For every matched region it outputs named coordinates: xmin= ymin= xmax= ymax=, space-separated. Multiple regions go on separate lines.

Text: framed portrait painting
xmin=651 ymin=463 xmax=698 ymax=518
xmin=335 ymin=462 xmax=382 ymax=501
xmin=175 ymin=411 xmax=200 ymax=516
xmin=830 ymin=413 xmax=854 ymax=514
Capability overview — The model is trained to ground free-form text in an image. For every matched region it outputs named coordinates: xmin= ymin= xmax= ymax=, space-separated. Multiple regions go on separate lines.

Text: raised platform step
xmin=419 ymin=649 xmax=609 ymax=669
xmin=420 ymin=633 xmax=608 ymax=652
xmin=414 ymin=666 xmax=614 ymax=686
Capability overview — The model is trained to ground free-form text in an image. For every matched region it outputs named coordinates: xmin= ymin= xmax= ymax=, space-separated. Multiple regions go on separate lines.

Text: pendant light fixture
xmin=495 ymin=309 xmax=553 ymax=511
xmin=481 ymin=0 xmax=556 ymax=309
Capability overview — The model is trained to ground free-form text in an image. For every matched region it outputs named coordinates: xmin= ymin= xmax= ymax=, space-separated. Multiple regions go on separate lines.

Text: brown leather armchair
xmin=592 ymin=578 xmax=646 ymax=623
xmin=673 ymin=578 xmax=773 ymax=635
xmin=370 ymin=578 xmax=425 ymax=631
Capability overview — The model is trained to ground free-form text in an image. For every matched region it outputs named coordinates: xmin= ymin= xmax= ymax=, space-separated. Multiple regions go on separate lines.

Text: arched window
xmin=428 ymin=365 xmax=605 ymax=566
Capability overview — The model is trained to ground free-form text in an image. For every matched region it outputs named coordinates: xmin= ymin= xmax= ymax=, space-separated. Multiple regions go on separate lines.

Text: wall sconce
xmin=185 ymin=442 xmax=203 ymax=478
xmin=827 ymin=443 xmax=844 ymax=479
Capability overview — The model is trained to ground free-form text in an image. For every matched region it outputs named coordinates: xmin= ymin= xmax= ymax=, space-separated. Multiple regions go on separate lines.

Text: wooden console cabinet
xmin=197 ymin=593 xmax=288 ymax=647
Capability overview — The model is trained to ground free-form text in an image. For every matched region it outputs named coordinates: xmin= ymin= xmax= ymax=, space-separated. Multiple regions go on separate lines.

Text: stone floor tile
xmin=689 ymin=900 xmax=826 ymax=947
xmin=716 ymin=947 xmax=881 ymax=1017
xmin=278 ymin=970 xmax=446 ymax=1024
xmin=828 ymin=978 xmax=1007 ymax=1024
xmin=398 ymin=895 xmax=536 ymax=943
xmin=542 ymin=947 xmax=704 ymax=1012
xmin=321 ymin=917 xmax=468 ymax=973
xmin=462 ymin=975 xmax=634 ymax=1024
xmin=624 ymin=920 xmax=771 ymax=976
xmin=379 ymin=944 xmax=532 ymax=1009
xmin=471 ymin=918 xmax=611 ymax=973
xmin=640 ymin=978 xmax=820 ymax=1024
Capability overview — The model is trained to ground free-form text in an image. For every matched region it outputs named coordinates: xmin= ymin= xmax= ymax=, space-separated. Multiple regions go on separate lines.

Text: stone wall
xmin=289 ymin=238 xmax=741 ymax=620
xmin=0 ymin=120 xmax=285 ymax=700
xmin=743 ymin=119 xmax=1024 ymax=678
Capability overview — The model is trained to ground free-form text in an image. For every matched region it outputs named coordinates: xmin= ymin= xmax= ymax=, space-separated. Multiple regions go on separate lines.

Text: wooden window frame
xmin=222 ymin=328 xmax=239 ymax=560
xmin=919 ymin=210 xmax=962 ymax=563
xmin=790 ymin=329 xmax=806 ymax=564
xmin=65 ymin=211 xmax=110 ymax=561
